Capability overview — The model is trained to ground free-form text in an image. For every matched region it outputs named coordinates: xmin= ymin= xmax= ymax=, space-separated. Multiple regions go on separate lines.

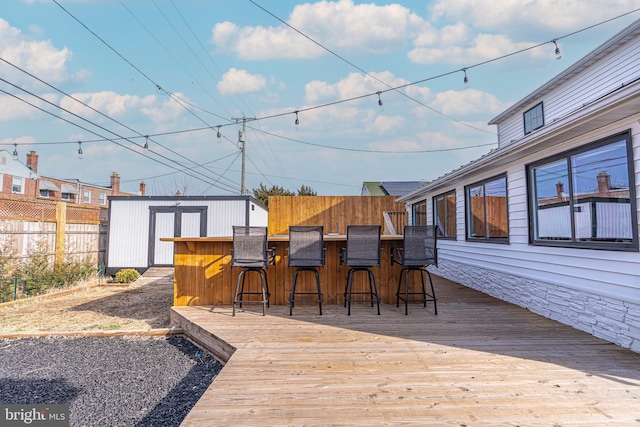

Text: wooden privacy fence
xmin=0 ymin=197 xmax=106 ymax=265
xmin=268 ymin=196 xmax=407 ymax=235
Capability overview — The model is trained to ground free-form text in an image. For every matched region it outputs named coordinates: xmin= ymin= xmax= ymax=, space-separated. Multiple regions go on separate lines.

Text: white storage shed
xmin=106 ymin=195 xmax=267 ymax=274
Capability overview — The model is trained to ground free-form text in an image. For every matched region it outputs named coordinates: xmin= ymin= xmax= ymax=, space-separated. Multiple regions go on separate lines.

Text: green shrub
xmin=0 ymin=234 xmax=19 ymax=303
xmin=114 ymin=269 xmax=140 ymax=283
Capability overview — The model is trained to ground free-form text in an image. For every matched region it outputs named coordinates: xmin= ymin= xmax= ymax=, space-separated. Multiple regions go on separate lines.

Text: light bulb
xmin=294 ymin=111 xmax=299 ymax=130
xmin=77 ymin=142 xmax=83 ymax=159
xmin=553 ymin=40 xmax=562 ymax=60
xmin=12 ymin=143 xmax=18 ymax=161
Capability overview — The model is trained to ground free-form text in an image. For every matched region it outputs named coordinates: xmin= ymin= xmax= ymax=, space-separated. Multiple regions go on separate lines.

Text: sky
xmin=1 ymin=1 xmax=639 ymax=197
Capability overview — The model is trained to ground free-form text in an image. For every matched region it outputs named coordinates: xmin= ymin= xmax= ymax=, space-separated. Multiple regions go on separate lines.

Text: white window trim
xmin=12 ymin=176 xmax=24 ymax=194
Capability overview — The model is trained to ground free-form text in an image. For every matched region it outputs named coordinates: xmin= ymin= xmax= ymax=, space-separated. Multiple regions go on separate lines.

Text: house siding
xmin=497 ymin=38 xmax=640 ymax=147
xmin=418 ymin=115 xmax=640 ymax=353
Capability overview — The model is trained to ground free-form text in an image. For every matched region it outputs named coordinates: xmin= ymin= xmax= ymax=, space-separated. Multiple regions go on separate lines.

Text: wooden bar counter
xmin=162 ymin=235 xmax=405 ymax=307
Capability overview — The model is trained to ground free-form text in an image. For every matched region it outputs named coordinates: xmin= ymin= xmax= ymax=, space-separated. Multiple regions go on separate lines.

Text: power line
xmin=0 ymin=56 xmax=242 ymax=192
xmin=0 ymin=79 xmax=241 ymax=194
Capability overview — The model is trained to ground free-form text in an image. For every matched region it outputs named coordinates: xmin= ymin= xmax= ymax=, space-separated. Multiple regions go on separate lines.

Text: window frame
xmin=432 ymin=190 xmax=456 ymax=240
xmin=523 ymin=102 xmax=544 ymax=135
xmin=526 ymin=130 xmax=638 ymax=251
xmin=83 ymin=190 xmax=91 ymax=204
xmin=12 ymin=177 xmax=24 ymax=194
xmin=61 ymin=193 xmax=71 ymax=201
xmin=99 ymin=192 xmax=107 ymax=205
xmin=465 ymin=174 xmax=509 ymax=244
xmin=412 ymin=200 xmax=427 ymax=225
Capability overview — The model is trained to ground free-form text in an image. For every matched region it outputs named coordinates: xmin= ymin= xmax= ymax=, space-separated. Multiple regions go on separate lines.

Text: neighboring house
xmin=0 ymin=150 xmax=141 ymax=207
xmin=399 ymin=19 xmax=640 ymax=353
xmin=361 ymin=181 xmax=424 ymax=197
xmin=106 ymin=195 xmax=268 ymax=274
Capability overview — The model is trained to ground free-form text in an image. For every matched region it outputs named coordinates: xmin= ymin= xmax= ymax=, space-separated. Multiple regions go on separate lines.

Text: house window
xmin=412 ymin=201 xmax=427 ymax=225
xmin=466 ymin=175 xmax=508 ymax=242
xmin=523 ymin=102 xmax=544 ymax=135
xmin=99 ymin=192 xmax=107 ymax=205
xmin=61 ymin=193 xmax=71 ymax=201
xmin=12 ymin=177 xmax=24 ymax=194
xmin=83 ymin=190 xmax=91 ymax=204
xmin=0 ymin=173 xmax=3 ymax=192
xmin=40 ymin=189 xmax=50 ymax=198
xmin=433 ymin=190 xmax=456 ymax=239
xmin=527 ymin=130 xmax=637 ymax=251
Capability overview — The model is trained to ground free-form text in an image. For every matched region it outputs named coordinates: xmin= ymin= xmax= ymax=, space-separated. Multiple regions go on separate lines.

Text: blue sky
xmin=1 ymin=1 xmax=639 ymax=196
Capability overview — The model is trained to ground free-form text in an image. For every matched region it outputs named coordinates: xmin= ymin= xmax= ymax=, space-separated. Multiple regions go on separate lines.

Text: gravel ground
xmin=0 ymin=336 xmax=222 ymax=426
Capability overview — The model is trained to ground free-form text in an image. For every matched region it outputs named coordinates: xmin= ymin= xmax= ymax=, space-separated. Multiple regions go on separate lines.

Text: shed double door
xmin=149 ymin=206 xmax=207 ymax=266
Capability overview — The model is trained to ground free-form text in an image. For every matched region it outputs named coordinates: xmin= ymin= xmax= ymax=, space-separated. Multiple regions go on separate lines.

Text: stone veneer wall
xmin=431 ymin=259 xmax=640 ymax=354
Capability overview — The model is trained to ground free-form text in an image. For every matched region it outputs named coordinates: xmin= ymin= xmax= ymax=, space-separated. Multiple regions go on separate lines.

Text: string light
xmin=377 ymin=91 xmax=384 ymax=112
xmin=77 ymin=141 xmax=83 ymax=159
xmin=216 ymin=125 xmax=222 ymax=140
xmin=462 ymin=68 xmax=469 ymax=85
xmin=143 ymin=135 xmax=149 ymax=153
xmin=294 ymin=111 xmax=299 ymax=129
xmin=12 ymin=143 xmax=18 ymax=160
xmin=552 ymin=39 xmax=562 ymax=60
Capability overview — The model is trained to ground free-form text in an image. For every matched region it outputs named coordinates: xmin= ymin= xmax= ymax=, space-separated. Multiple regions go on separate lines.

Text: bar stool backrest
xmin=345 ymin=225 xmax=381 ymax=267
xmin=288 ymin=226 xmax=325 ymax=267
xmin=402 ymin=225 xmax=437 ymax=267
xmin=232 ymin=226 xmax=269 ymax=268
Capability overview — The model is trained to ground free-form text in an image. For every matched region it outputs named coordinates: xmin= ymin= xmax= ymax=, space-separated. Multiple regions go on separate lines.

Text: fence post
xmin=55 ymin=201 xmax=67 ymax=265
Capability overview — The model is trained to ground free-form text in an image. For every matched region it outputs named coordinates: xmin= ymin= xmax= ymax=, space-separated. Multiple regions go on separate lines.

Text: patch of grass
xmin=82 ymin=324 xmax=102 ymax=331
xmin=106 ymin=323 xmax=121 ymax=330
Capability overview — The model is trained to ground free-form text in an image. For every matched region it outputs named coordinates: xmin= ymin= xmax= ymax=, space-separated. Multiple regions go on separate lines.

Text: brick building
xmin=0 ymin=150 xmax=144 ymax=205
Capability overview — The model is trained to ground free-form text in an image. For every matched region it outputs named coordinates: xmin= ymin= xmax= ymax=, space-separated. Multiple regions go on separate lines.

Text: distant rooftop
xmin=361 ymin=181 xmax=424 ymax=197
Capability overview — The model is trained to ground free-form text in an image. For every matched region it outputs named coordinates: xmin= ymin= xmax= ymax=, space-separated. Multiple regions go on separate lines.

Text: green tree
xmin=297 ymin=185 xmax=317 ymax=196
xmin=252 ymin=183 xmax=316 ymax=206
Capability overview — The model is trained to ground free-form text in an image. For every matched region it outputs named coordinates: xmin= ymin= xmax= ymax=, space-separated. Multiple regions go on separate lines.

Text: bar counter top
xmin=162 ymin=235 xmax=405 ymax=307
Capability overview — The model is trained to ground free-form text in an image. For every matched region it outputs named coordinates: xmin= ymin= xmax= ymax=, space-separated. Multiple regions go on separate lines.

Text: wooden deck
xmin=171 ymin=275 xmax=640 ymax=426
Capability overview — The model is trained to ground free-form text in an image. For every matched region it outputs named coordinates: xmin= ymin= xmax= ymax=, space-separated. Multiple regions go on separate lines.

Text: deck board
xmin=172 ymin=276 xmax=640 ymax=426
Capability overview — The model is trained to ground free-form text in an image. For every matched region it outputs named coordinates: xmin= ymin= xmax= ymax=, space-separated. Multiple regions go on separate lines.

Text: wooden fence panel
xmin=0 ymin=197 xmax=103 ymax=265
xmin=268 ymin=196 xmax=407 ymax=235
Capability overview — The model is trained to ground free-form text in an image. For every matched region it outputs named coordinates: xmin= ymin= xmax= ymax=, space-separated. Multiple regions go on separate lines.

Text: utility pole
xmin=231 ymin=116 xmax=255 ymax=195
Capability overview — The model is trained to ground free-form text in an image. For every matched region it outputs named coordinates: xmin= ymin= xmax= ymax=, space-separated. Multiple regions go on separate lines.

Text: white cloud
xmin=212 ymin=0 xmax=425 ymax=60
xmin=372 ymin=115 xmax=405 ymax=134
xmin=61 ymin=91 xmax=156 ymax=118
xmin=428 ymin=0 xmax=640 ymax=34
xmin=0 ymin=18 xmax=77 ymax=84
xmin=431 ymin=88 xmax=509 ymax=117
xmin=0 ymin=92 xmax=59 ymax=122
xmin=409 ymin=23 xmax=538 ymax=64
xmin=142 ymin=93 xmax=189 ymax=131
xmin=305 ymin=71 xmax=410 ymax=103
xmin=217 ymin=68 xmax=267 ymax=95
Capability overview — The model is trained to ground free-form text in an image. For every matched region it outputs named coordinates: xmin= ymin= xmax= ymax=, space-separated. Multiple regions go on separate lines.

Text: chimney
xmin=139 ymin=181 xmax=146 ymax=196
xmin=26 ymin=151 xmax=39 ymax=173
xmin=110 ymin=172 xmax=120 ymax=194
xmin=556 ymin=181 xmax=564 ymax=200
xmin=597 ymin=172 xmax=611 ymax=195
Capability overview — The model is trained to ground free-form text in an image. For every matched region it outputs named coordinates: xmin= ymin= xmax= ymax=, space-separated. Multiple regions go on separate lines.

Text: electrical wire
xmin=0 ymin=56 xmax=241 ymax=191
